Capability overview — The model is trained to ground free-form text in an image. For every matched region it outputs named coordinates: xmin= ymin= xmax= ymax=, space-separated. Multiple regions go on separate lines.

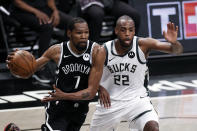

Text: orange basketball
xmin=9 ymin=50 xmax=36 ymax=79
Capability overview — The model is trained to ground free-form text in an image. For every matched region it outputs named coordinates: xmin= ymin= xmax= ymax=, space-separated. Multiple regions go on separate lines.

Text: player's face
xmin=115 ymin=20 xmax=135 ymax=48
xmin=70 ymin=23 xmax=89 ymax=51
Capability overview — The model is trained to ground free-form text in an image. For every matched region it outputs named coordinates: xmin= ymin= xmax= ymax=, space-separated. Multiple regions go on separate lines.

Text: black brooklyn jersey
xmin=56 ymin=40 xmax=94 ymax=93
xmin=45 ymin=41 xmax=95 ymax=128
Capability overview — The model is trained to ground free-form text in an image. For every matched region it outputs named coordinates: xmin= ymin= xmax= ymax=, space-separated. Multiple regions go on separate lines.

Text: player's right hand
xmin=41 ymin=85 xmax=65 ymax=102
xmin=98 ymin=85 xmax=111 ymax=108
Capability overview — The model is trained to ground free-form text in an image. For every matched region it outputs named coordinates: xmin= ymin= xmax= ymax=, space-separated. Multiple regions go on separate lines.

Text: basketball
xmin=8 ymin=50 xmax=36 ymax=79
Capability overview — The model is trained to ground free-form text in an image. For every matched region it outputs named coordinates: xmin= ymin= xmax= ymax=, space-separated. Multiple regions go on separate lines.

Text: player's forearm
xmin=62 ymin=89 xmax=97 ymax=100
xmin=35 ymin=57 xmax=50 ymax=71
xmin=170 ymin=41 xmax=183 ymax=55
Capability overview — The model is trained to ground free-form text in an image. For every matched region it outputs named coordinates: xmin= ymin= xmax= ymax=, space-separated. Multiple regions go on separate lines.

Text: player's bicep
xmin=35 ymin=44 xmax=60 ymax=70
xmin=89 ymin=46 xmax=106 ymax=91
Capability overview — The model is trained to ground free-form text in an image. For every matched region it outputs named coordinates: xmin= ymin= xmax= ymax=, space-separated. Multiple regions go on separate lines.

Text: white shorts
xmin=90 ymin=97 xmax=158 ymax=131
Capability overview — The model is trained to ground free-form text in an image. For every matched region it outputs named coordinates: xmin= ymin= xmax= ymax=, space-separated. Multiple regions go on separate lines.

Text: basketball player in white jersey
xmin=90 ymin=15 xmax=183 ymax=131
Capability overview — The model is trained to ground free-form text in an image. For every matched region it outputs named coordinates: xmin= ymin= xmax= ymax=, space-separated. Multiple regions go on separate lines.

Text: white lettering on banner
xmin=152 ymin=8 xmax=176 ymax=34
xmin=192 ymin=80 xmax=197 ymax=85
xmin=188 ymin=6 xmax=197 ymax=31
xmin=148 ymin=82 xmax=181 ymax=92
xmin=160 ymin=80 xmax=186 ymax=89
xmin=0 ymin=99 xmax=8 ymax=104
xmin=175 ymin=81 xmax=197 ymax=88
xmin=148 ymin=80 xmax=197 ymax=92
xmin=148 ymin=83 xmax=165 ymax=92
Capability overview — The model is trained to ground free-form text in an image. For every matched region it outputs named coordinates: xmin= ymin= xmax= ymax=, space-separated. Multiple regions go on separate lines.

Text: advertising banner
xmin=132 ymin=0 xmax=197 ymax=56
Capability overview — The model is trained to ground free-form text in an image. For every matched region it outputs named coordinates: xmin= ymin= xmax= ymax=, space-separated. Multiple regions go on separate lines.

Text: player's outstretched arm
xmin=42 ymin=44 xmax=106 ymax=101
xmin=140 ymin=22 xmax=183 ymax=57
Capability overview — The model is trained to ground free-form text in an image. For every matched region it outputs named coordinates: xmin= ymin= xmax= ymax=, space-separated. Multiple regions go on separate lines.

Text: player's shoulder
xmin=138 ymin=37 xmax=155 ymax=46
xmin=45 ymin=43 xmax=61 ymax=56
xmin=91 ymin=42 xmax=106 ymax=56
xmin=91 ymin=42 xmax=100 ymax=52
xmin=49 ymin=43 xmax=61 ymax=49
xmin=103 ymin=40 xmax=113 ymax=45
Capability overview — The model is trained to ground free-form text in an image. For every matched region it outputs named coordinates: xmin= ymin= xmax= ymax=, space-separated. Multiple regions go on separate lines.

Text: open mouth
xmin=124 ymin=39 xmax=131 ymax=44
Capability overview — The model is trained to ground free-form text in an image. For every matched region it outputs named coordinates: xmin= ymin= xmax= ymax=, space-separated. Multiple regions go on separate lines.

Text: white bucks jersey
xmin=100 ymin=36 xmax=149 ymax=101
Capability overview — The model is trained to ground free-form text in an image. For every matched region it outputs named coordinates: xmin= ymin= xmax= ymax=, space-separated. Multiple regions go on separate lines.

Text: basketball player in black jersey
xmin=40 ymin=17 xmax=107 ymax=131
xmin=6 ymin=17 xmax=107 ymax=131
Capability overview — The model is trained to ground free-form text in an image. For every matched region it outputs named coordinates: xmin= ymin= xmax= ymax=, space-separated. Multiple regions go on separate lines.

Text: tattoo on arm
xmin=48 ymin=45 xmax=59 ymax=56
xmin=81 ymin=92 xmax=90 ymax=99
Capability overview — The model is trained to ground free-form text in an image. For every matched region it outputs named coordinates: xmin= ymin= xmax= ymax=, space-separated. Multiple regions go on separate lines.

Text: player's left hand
xmin=163 ymin=22 xmax=178 ymax=44
xmin=98 ymin=86 xmax=111 ymax=108
xmin=41 ymin=85 xmax=65 ymax=102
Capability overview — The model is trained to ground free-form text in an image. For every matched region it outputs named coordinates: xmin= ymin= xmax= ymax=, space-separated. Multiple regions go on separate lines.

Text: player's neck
xmin=69 ymin=41 xmax=86 ymax=55
xmin=115 ymin=39 xmax=131 ymax=55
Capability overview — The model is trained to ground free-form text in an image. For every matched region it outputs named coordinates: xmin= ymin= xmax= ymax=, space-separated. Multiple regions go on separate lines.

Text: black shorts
xmin=45 ymin=100 xmax=89 ymax=131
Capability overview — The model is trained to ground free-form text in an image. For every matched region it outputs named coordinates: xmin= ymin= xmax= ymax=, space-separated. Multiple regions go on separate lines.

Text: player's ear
xmin=115 ymin=26 xmax=118 ymax=35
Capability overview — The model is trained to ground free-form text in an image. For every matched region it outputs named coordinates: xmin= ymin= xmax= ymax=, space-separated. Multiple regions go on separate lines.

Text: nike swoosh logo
xmin=109 ymin=57 xmax=115 ymax=62
xmin=140 ymin=96 xmax=147 ymax=99
xmin=64 ymin=55 xmax=71 ymax=58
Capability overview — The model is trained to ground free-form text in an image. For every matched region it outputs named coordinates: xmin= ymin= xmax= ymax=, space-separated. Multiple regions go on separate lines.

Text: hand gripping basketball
xmin=7 ymin=50 xmax=36 ymax=79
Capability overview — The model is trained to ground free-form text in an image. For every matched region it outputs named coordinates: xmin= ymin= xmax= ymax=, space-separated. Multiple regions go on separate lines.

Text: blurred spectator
xmin=56 ymin=0 xmax=76 ymax=15
xmin=10 ymin=0 xmax=74 ymax=84
xmin=78 ymin=0 xmax=141 ymax=42
xmin=11 ymin=0 xmax=73 ymax=57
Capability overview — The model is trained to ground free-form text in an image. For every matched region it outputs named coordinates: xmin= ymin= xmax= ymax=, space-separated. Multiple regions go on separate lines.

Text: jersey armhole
xmin=57 ymin=42 xmax=64 ymax=67
xmin=90 ymin=41 xmax=96 ymax=65
xmin=104 ymin=43 xmax=108 ymax=66
xmin=136 ymin=38 xmax=147 ymax=64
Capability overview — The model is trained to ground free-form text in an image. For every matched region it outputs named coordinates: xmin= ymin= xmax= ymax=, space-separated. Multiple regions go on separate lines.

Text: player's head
xmin=67 ymin=17 xmax=89 ymax=52
xmin=115 ymin=15 xmax=135 ymax=48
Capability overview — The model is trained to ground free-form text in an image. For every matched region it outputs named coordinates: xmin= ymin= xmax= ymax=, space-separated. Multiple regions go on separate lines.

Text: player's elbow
xmin=171 ymin=41 xmax=183 ymax=55
xmin=173 ymin=45 xmax=183 ymax=55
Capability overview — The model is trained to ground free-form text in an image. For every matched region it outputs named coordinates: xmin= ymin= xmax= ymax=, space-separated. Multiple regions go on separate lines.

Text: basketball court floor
xmin=1 ymin=72 xmax=197 ymax=131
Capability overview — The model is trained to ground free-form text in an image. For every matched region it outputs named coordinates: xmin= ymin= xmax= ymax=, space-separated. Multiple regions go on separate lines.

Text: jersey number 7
xmin=74 ymin=76 xmax=80 ymax=89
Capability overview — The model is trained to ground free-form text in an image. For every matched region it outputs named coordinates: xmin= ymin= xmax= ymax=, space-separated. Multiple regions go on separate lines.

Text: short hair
xmin=116 ymin=15 xmax=135 ymax=27
xmin=67 ymin=17 xmax=87 ymax=31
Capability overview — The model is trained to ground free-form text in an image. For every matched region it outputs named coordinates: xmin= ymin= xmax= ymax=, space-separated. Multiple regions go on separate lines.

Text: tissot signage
xmin=147 ymin=2 xmax=183 ymax=41
xmin=133 ymin=0 xmax=197 ymax=55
